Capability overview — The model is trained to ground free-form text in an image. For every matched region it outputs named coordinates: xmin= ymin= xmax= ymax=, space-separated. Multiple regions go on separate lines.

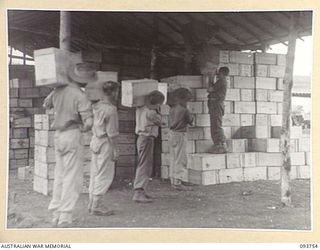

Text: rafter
xmin=182 ymin=13 xmax=227 ymax=44
xmin=203 ymin=13 xmax=247 ymax=45
xmin=241 ymin=13 xmax=288 ymax=46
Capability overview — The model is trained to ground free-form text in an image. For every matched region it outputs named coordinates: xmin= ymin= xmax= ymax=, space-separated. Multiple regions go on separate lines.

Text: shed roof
xmin=8 ymin=10 xmax=312 ymax=58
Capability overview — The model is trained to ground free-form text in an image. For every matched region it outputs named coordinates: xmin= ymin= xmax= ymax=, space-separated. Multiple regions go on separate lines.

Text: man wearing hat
xmin=133 ymin=90 xmax=165 ymax=203
xmin=168 ymin=87 xmax=194 ymax=190
xmin=43 ymin=62 xmax=96 ymax=227
xmin=88 ymin=80 xmax=120 ymax=216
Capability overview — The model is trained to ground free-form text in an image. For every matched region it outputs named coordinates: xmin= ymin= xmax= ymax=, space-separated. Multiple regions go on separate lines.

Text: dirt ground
xmin=6 ymin=170 xmax=311 ymax=230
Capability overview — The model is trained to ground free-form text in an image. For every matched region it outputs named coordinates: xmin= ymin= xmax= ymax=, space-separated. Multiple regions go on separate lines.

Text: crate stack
xmin=159 ymin=51 xmax=311 ymax=185
xmin=9 ymin=78 xmax=51 ymax=171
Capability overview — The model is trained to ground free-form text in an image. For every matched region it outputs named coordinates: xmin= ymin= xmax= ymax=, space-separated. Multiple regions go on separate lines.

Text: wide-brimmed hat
xmin=172 ymin=87 xmax=193 ymax=104
xmin=68 ymin=62 xmax=97 ymax=84
xmin=146 ymin=90 xmax=165 ymax=109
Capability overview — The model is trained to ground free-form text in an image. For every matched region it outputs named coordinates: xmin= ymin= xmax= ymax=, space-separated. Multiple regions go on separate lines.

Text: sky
xmin=267 ymin=36 xmax=313 ymax=114
xmin=267 ymin=36 xmax=313 ymax=76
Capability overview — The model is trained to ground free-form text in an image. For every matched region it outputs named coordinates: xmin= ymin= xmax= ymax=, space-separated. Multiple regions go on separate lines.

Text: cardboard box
xmin=195 ymin=89 xmax=208 ymax=101
xmin=255 ymin=114 xmax=270 ymax=126
xmin=270 ymin=114 xmax=282 ymax=126
xmin=219 ymin=50 xmax=229 ymax=63
xmin=240 ymin=114 xmax=254 ymax=126
xmin=268 ymin=90 xmax=283 ymax=102
xmin=290 ymin=152 xmax=306 ymax=165
xmin=239 ymin=64 xmax=253 ymax=77
xmin=243 ymin=167 xmax=267 ymax=181
xmin=277 ymin=54 xmax=286 ymax=66
xmin=35 ymin=130 xmax=55 ymax=147
xmin=277 ymin=78 xmax=284 ymax=90
xmin=12 ymin=128 xmax=28 ymax=139
xmin=240 ymin=89 xmax=255 ymax=101
xmin=239 ymin=126 xmax=270 ymax=139
xmin=233 ymin=76 xmax=255 ymax=89
xmin=34 ymin=47 xmax=81 ymax=87
xmin=234 ymin=101 xmax=256 ymax=114
xmin=298 ymin=137 xmax=310 ymax=152
xmin=298 ymin=165 xmax=310 ymax=179
xmin=255 ymin=53 xmax=277 ymax=65
xmin=35 ymin=145 xmax=55 ymax=163
xmin=269 ymin=65 xmax=286 ymax=78
xmin=34 ymin=160 xmax=55 ymax=179
xmin=12 ymin=117 xmax=32 ymax=128
xmin=188 ymin=169 xmax=219 ymax=185
xmin=256 ymin=152 xmax=282 ymax=166
xmin=255 ymin=77 xmax=277 ymax=90
xmin=222 ymin=114 xmax=240 ymax=126
xmin=240 ymin=152 xmax=257 ymax=167
xmin=195 ymin=140 xmax=214 ymax=153
xmin=187 ymin=127 xmax=204 ymax=140
xmin=229 ymin=51 xmax=254 ymax=64
xmin=195 ymin=114 xmax=210 ymax=127
xmin=161 ymin=75 xmax=203 ymax=89
xmin=121 ymin=79 xmax=167 ymax=107
xmin=13 ymin=149 xmax=29 ymax=159
xmin=188 ymin=153 xmax=226 ymax=171
xmin=218 ymin=168 xmax=244 ymax=183
xmin=248 ymin=138 xmax=280 ymax=152
xmin=255 ymin=89 xmax=268 ymax=102
xmin=271 ymin=126 xmax=281 ymax=138
xmin=33 ymin=175 xmax=53 ymax=196
xmin=226 ymin=139 xmax=248 ymax=152
xmin=10 ymin=138 xmax=29 ymax=149
xmin=255 ymin=64 xmax=268 ymax=77
xmin=225 ymin=89 xmax=240 ymax=101
xmin=257 ymin=102 xmax=277 ymax=114
xmin=226 ymin=153 xmax=241 ymax=169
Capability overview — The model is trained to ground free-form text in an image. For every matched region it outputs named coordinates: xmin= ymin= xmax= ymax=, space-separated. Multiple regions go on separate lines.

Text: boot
xmin=132 ymin=189 xmax=153 ymax=203
xmin=209 ymin=143 xmax=227 ymax=154
xmin=90 ymin=195 xmax=114 ymax=216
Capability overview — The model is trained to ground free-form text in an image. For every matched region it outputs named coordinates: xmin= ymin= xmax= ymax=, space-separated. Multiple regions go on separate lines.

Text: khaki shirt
xmin=169 ymin=104 xmax=193 ymax=132
xmin=135 ymin=106 xmax=161 ymax=137
xmin=44 ymin=83 xmax=92 ymax=131
xmin=92 ymin=100 xmax=119 ymax=139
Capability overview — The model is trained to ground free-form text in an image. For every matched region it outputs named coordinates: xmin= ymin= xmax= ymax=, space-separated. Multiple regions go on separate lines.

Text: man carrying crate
xmin=43 ymin=62 xmax=96 ymax=227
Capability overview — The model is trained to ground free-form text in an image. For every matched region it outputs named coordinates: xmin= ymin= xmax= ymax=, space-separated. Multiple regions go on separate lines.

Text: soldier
xmin=207 ymin=67 xmax=230 ymax=154
xmin=88 ymin=80 xmax=120 ymax=216
xmin=44 ymin=62 xmax=96 ymax=228
xmin=133 ymin=90 xmax=165 ymax=203
xmin=168 ymin=87 xmax=194 ymax=190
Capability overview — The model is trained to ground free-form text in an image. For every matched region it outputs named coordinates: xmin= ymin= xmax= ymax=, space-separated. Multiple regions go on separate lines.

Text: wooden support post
xmin=150 ymin=14 xmax=158 ymax=79
xmin=59 ymin=11 xmax=71 ymax=50
xmin=280 ymin=13 xmax=299 ymax=207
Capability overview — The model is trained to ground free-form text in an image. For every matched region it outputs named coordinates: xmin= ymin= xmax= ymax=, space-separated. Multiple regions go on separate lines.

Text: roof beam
xmin=130 ymin=13 xmax=177 ymax=45
xmin=219 ymin=13 xmax=266 ymax=48
xmin=182 ymin=13 xmax=228 ymax=44
xmin=203 ymin=13 xmax=247 ymax=45
xmin=240 ymin=13 xmax=288 ymax=46
xmin=261 ymin=13 xmax=304 ymax=41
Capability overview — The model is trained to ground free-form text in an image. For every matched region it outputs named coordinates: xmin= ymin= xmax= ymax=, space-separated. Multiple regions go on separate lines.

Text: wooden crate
xmin=121 ymin=79 xmax=167 ymax=107
xmin=34 ymin=47 xmax=81 ymax=87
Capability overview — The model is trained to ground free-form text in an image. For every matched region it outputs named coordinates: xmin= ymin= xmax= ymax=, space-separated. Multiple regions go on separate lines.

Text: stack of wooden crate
xmin=160 ymin=50 xmax=311 ymax=185
xmin=9 ymin=78 xmax=51 ymax=171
